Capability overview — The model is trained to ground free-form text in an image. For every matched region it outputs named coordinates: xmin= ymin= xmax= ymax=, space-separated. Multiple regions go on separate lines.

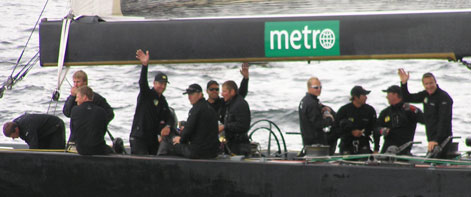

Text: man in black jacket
xmin=130 ymin=49 xmax=174 ymax=155
xmin=219 ymin=80 xmax=251 ymax=155
xmin=376 ymin=85 xmax=424 ymax=155
xmin=71 ymin=86 xmax=113 ymax=155
xmin=398 ymin=69 xmax=453 ymax=158
xmin=3 ymin=114 xmax=65 ymax=149
xmin=298 ymin=77 xmax=336 ymax=147
xmin=171 ymin=84 xmax=220 ymax=159
xmin=337 ymin=86 xmax=378 ymax=154
xmin=207 ymin=62 xmax=249 ymax=123
xmin=62 ymin=70 xmax=114 ymax=127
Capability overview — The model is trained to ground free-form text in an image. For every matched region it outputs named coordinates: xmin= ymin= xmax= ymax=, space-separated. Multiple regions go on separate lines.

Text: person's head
xmin=422 ymin=72 xmax=438 ymax=95
xmin=73 ymin=70 xmax=88 ymax=88
xmin=3 ymin=122 xmax=19 ymax=139
xmin=350 ymin=85 xmax=370 ymax=106
xmin=383 ymin=85 xmax=402 ymax=105
xmin=153 ymin=71 xmax=169 ymax=95
xmin=75 ymin=86 xmax=94 ymax=105
xmin=206 ymin=80 xmax=220 ymax=100
xmin=183 ymin=84 xmax=203 ymax=105
xmin=221 ymin=80 xmax=238 ymax=102
xmin=307 ymin=77 xmax=322 ymax=96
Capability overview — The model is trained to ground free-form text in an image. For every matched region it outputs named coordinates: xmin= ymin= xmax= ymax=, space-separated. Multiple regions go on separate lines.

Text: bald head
xmin=307 ymin=77 xmax=322 ymax=96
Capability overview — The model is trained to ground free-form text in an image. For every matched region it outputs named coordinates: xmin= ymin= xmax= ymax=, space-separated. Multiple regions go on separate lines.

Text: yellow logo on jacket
xmin=153 ymin=99 xmax=159 ymax=106
xmin=385 ymin=116 xmax=390 ymax=123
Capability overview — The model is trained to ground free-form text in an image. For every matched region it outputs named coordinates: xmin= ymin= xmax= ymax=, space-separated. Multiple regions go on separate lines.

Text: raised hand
xmin=398 ymin=68 xmax=410 ymax=84
xmin=136 ymin=49 xmax=149 ymax=66
xmin=240 ymin=62 xmax=249 ymax=79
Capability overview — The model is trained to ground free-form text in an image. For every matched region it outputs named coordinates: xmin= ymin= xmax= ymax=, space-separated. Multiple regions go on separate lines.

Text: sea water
xmin=0 ymin=0 xmax=470 ymax=154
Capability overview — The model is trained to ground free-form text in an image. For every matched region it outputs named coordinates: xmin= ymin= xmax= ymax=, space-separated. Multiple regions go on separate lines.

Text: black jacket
xmin=209 ymin=78 xmax=248 ymax=123
xmin=180 ymin=98 xmax=220 ymax=158
xmin=63 ymin=92 xmax=114 ymax=123
xmin=336 ymin=103 xmax=379 ymax=152
xmin=401 ymin=83 xmax=453 ymax=143
xmin=14 ymin=114 xmax=65 ymax=149
xmin=376 ymin=102 xmax=424 ymax=154
xmin=130 ymin=66 xmax=174 ymax=139
xmin=298 ymin=93 xmax=327 ymax=145
xmin=224 ymin=94 xmax=251 ymax=144
xmin=71 ymin=101 xmax=111 ymax=155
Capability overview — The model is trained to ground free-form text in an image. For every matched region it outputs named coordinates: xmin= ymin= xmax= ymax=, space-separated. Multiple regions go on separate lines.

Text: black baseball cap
xmin=382 ymin=85 xmax=402 ymax=96
xmin=183 ymin=84 xmax=202 ymax=95
xmin=154 ymin=71 xmax=169 ymax=83
xmin=350 ymin=85 xmax=371 ymax=96
xmin=206 ymin=80 xmax=219 ymax=89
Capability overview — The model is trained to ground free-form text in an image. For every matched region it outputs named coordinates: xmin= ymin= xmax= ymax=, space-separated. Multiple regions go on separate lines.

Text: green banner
xmin=265 ymin=20 xmax=340 ymax=57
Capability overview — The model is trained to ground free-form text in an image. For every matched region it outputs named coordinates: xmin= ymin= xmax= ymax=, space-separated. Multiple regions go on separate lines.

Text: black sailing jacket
xmin=130 ymin=65 xmax=174 ymax=139
xmin=401 ymin=83 xmax=453 ymax=144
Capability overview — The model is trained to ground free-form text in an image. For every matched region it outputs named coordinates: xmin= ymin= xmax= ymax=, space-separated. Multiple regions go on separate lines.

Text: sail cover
xmin=70 ymin=0 xmax=122 ymax=17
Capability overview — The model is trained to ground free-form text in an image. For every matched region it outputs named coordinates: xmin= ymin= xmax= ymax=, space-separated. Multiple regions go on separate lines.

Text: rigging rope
xmin=0 ymin=0 xmax=49 ymax=98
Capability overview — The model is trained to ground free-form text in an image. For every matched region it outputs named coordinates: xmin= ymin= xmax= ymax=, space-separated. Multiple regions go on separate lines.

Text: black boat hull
xmin=1 ymin=150 xmax=470 ymax=196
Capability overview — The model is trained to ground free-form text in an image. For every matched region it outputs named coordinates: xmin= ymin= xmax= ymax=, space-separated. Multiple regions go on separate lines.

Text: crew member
xmin=298 ymin=77 xmax=337 ymax=154
xmin=376 ymin=85 xmax=424 ymax=155
xmin=3 ymin=114 xmax=65 ymax=149
xmin=171 ymin=84 xmax=220 ymax=159
xmin=398 ymin=69 xmax=453 ymax=158
xmin=71 ymin=86 xmax=113 ymax=155
xmin=337 ymin=86 xmax=378 ymax=154
xmin=130 ymin=49 xmax=174 ymax=155
xmin=63 ymin=70 xmax=114 ymax=143
xmin=207 ymin=62 xmax=249 ymax=122
xmin=219 ymin=80 xmax=251 ymax=155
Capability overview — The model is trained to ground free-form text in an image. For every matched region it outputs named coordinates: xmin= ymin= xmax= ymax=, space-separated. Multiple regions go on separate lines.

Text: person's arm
xmin=62 ymin=95 xmax=77 ymax=118
xmin=93 ymin=93 xmax=115 ymax=123
xmin=374 ymin=110 xmax=387 ymax=148
xmin=368 ymin=108 xmax=380 ymax=152
xmin=403 ymin=103 xmax=425 ymax=124
xmin=298 ymin=100 xmax=316 ymax=144
xmin=400 ymin=82 xmax=426 ymax=103
xmin=238 ymin=62 xmax=249 ymax=98
xmin=336 ymin=107 xmax=353 ymax=138
xmin=136 ymin=49 xmax=151 ymax=94
xmin=180 ymin=106 xmax=199 ymax=144
xmin=433 ymin=96 xmax=453 ymax=142
xmin=398 ymin=68 xmax=425 ymax=103
xmin=69 ymin=108 xmax=78 ymax=143
xmin=25 ymin=129 xmax=39 ymax=149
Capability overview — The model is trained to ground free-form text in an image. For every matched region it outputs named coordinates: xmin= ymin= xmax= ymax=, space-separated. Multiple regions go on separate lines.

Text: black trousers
xmin=130 ymin=136 xmax=159 ymax=155
xmin=39 ymin=123 xmax=65 ymax=149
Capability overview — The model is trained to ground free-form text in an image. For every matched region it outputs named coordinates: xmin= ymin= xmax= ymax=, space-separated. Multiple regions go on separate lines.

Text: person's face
xmin=73 ymin=77 xmax=86 ymax=88
xmin=188 ymin=92 xmax=201 ymax=105
xmin=422 ymin=77 xmax=437 ymax=95
xmin=207 ymin=84 xmax=219 ymax=100
xmin=10 ymin=128 xmax=19 ymax=139
xmin=153 ymin=81 xmax=167 ymax=95
xmin=355 ymin=94 xmax=367 ymax=105
xmin=386 ymin=92 xmax=401 ymax=105
xmin=222 ymin=86 xmax=236 ymax=102
xmin=75 ymin=92 xmax=86 ymax=105
xmin=308 ymin=79 xmax=322 ymax=96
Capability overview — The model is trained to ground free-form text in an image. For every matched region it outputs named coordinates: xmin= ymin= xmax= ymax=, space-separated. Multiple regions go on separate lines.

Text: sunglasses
xmin=209 ymin=88 xmax=219 ymax=91
xmin=311 ymin=85 xmax=322 ymax=90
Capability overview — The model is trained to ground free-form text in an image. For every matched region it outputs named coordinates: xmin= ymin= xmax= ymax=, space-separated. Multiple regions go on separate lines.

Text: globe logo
xmin=319 ymin=29 xmax=335 ymax=49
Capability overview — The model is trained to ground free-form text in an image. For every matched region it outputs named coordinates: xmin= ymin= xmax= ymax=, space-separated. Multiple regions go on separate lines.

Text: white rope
xmin=56 ymin=16 xmax=73 ymax=92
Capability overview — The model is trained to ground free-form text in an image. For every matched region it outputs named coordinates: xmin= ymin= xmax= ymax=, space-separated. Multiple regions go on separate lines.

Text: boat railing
xmin=248 ymin=119 xmax=288 ymax=158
